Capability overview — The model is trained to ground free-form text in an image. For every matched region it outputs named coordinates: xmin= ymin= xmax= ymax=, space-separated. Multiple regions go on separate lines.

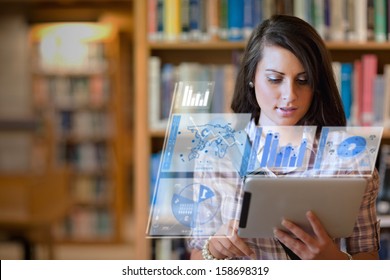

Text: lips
xmin=278 ymin=106 xmax=297 ymax=112
xmin=276 ymin=106 xmax=298 ymax=116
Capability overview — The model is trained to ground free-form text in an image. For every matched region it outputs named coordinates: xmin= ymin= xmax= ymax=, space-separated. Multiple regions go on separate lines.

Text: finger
xmin=273 ymin=228 xmax=306 ymax=258
xmin=210 ymin=235 xmax=255 ymax=259
xmin=306 ymin=211 xmax=330 ymax=240
xmin=280 ymin=219 xmax=317 ymax=248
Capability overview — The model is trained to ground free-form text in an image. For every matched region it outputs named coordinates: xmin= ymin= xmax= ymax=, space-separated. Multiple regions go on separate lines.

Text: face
xmin=253 ymin=45 xmax=313 ymax=126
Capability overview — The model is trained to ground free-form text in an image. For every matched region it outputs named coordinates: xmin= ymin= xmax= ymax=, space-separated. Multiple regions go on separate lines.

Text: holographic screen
xmin=146 ymin=81 xmax=383 ymax=237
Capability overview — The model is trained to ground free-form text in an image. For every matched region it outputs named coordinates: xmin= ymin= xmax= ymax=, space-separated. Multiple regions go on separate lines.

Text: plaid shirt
xmin=186 ymin=122 xmax=380 ymax=259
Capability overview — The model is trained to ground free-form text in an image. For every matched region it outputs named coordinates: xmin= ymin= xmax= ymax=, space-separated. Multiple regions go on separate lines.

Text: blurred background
xmin=0 ymin=0 xmax=135 ymax=260
xmin=1 ymin=0 xmax=390 ymax=260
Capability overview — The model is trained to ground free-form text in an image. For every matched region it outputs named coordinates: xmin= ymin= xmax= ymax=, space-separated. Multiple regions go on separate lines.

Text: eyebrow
xmin=265 ymin=69 xmax=306 ymax=76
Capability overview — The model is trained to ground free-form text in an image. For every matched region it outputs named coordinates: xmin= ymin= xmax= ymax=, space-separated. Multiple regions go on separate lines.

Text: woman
xmin=188 ymin=15 xmax=380 ymax=260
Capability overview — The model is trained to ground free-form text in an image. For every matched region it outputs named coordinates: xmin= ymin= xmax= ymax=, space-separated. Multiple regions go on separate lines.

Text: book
xmin=156 ymin=0 xmax=165 ymax=41
xmin=263 ymin=0 xmax=275 ymax=19
xmin=148 ymin=0 xmax=159 ymax=40
xmin=330 ymin=0 xmax=346 ymax=41
xmin=206 ymin=0 xmax=219 ymax=40
xmin=361 ymin=54 xmax=378 ymax=126
xmin=149 ymin=56 xmax=164 ymax=130
xmin=227 ymin=0 xmax=244 ymax=41
xmin=340 ymin=63 xmax=353 ymax=123
xmin=332 ymin=61 xmax=341 ymax=92
xmin=388 ymin=0 xmax=390 ymax=40
xmin=367 ymin=0 xmax=375 ymax=40
xmin=355 ymin=0 xmax=368 ymax=42
xmin=189 ymin=0 xmax=202 ymax=40
xmin=346 ymin=0 xmax=356 ymax=40
xmin=313 ymin=0 xmax=326 ymax=39
xmin=374 ymin=0 xmax=387 ymax=42
xmin=160 ymin=63 xmax=176 ymax=121
xmin=218 ymin=0 xmax=229 ymax=40
xmin=373 ymin=74 xmax=385 ymax=125
xmin=243 ymin=0 xmax=255 ymax=39
xmin=164 ymin=0 xmax=181 ymax=41
xmin=352 ymin=59 xmax=363 ymax=125
xmin=180 ymin=0 xmax=191 ymax=40
xmin=383 ymin=64 xmax=390 ymax=129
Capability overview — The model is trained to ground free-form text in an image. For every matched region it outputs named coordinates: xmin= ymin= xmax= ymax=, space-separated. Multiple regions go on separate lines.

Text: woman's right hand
xmin=206 ymin=220 xmax=256 ymax=259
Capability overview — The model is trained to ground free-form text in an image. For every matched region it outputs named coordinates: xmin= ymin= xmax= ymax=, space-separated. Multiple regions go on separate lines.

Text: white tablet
xmin=238 ymin=176 xmax=367 ymax=238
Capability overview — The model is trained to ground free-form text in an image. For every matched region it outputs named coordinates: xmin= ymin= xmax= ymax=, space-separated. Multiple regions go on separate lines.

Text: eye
xmin=267 ymin=77 xmax=282 ymax=84
xmin=297 ymin=78 xmax=309 ymax=85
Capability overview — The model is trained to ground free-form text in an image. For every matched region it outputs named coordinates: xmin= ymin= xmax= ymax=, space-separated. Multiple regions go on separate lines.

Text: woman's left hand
xmin=273 ymin=211 xmax=348 ymax=260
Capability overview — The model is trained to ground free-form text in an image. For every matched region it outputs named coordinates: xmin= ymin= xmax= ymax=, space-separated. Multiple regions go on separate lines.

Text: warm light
xmin=31 ymin=23 xmax=113 ymax=71
xmin=32 ymin=22 xmax=113 ymax=43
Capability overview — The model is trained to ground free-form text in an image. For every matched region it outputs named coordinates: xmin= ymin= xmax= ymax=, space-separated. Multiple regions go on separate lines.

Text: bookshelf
xmin=134 ymin=1 xmax=390 ymax=259
xmin=29 ymin=22 xmax=126 ymax=243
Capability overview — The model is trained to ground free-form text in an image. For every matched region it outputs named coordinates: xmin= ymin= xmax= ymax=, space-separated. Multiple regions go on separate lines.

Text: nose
xmin=281 ymin=81 xmax=297 ymax=102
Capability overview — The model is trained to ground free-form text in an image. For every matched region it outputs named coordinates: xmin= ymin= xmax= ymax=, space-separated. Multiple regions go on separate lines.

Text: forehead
xmin=257 ymin=45 xmax=305 ymax=72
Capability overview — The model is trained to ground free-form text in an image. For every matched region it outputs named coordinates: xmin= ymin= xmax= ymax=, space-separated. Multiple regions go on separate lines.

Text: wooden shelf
xmin=149 ymin=40 xmax=246 ymax=50
xmin=134 ymin=1 xmax=390 ymax=260
xmin=149 ymin=40 xmax=390 ymax=51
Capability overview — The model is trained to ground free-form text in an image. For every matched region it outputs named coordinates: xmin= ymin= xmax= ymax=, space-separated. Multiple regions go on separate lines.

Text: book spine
xmin=227 ymin=0 xmax=244 ymax=41
xmin=383 ymin=64 xmax=390 ymax=128
xmin=313 ymin=0 xmax=326 ymax=39
xmin=218 ymin=0 xmax=229 ymax=40
xmin=355 ymin=0 xmax=368 ymax=42
xmin=149 ymin=56 xmax=162 ymax=130
xmin=352 ymin=59 xmax=363 ymax=125
xmin=361 ymin=54 xmax=378 ymax=126
xmin=148 ymin=0 xmax=158 ymax=41
xmin=199 ymin=0 xmax=209 ymax=40
xmin=180 ymin=0 xmax=191 ymax=40
xmin=367 ymin=0 xmax=375 ymax=40
xmin=164 ymin=0 xmax=181 ymax=41
xmin=189 ymin=0 xmax=201 ymax=40
xmin=243 ymin=0 xmax=254 ymax=39
xmin=373 ymin=74 xmax=385 ymax=125
xmin=340 ymin=63 xmax=353 ymax=123
xmin=374 ymin=0 xmax=387 ymax=42
xmin=324 ymin=0 xmax=331 ymax=40
xmin=346 ymin=0 xmax=356 ymax=40
xmin=161 ymin=63 xmax=176 ymax=121
xmin=330 ymin=0 xmax=346 ymax=41
xmin=211 ymin=65 xmax=225 ymax=113
xmin=207 ymin=0 xmax=219 ymax=40
xmin=157 ymin=0 xmax=165 ymax=40
xmin=387 ymin=0 xmax=390 ymax=40
xmin=252 ymin=0 xmax=263 ymax=28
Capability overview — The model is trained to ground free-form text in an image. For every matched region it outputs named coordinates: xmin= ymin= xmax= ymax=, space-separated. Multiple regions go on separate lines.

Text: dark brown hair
xmin=231 ymin=15 xmax=346 ymax=127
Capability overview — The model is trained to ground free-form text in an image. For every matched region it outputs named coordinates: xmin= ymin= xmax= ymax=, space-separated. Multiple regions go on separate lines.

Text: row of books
xmin=33 ymin=75 xmax=111 ymax=109
xmin=148 ymin=56 xmax=239 ymax=130
xmin=56 ymin=207 xmax=114 ymax=240
xmin=55 ymin=111 xmax=113 ymax=139
xmin=31 ymin=41 xmax=108 ymax=72
xmin=148 ymin=0 xmax=390 ymax=42
xmin=58 ymin=142 xmax=109 ymax=172
xmin=72 ymin=175 xmax=112 ymax=205
xmin=149 ymin=56 xmax=390 ymax=130
xmin=333 ymin=55 xmax=390 ymax=127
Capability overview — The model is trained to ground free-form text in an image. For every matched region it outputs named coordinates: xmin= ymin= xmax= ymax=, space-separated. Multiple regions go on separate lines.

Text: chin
xmin=276 ymin=119 xmax=299 ymax=126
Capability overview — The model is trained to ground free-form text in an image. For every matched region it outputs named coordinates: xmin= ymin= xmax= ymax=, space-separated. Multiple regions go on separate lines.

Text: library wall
xmin=134 ymin=0 xmax=390 ymax=260
xmin=0 ymin=1 xmax=134 ymax=260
